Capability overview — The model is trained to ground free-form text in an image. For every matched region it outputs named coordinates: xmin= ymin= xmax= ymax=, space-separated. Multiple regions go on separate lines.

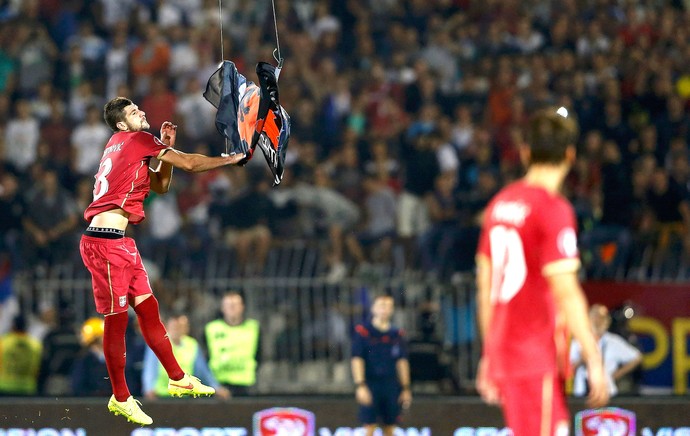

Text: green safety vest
xmin=154 ymin=335 xmax=199 ymax=397
xmin=0 ymin=332 xmax=42 ymax=395
xmin=205 ymin=319 xmax=259 ymax=386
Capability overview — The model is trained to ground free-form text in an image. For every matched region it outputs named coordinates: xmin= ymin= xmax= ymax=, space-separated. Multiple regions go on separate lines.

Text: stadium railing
xmin=12 ymin=239 xmax=479 ymax=395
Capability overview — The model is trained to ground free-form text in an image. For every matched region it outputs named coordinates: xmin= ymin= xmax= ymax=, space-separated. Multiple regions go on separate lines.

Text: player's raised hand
xmin=221 ymin=152 xmax=247 ymax=166
xmin=585 ymin=359 xmax=610 ymax=408
xmin=160 ymin=121 xmax=177 ymax=147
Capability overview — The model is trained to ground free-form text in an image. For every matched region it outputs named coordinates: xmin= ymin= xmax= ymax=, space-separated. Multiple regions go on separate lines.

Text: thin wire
xmin=218 ymin=0 xmax=225 ymax=61
xmin=271 ymin=0 xmax=281 ymax=62
xmin=218 ymin=0 xmax=229 ymax=155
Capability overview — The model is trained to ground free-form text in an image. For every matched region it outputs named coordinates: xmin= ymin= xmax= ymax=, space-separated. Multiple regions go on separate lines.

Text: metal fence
xmin=12 ymin=240 xmax=480 ymax=395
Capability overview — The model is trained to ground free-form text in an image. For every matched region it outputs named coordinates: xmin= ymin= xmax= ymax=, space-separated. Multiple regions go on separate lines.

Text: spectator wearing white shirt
xmin=68 ymin=82 xmax=102 ymax=123
xmin=570 ymin=304 xmax=642 ymax=397
xmin=138 ymin=188 xmax=187 ymax=276
xmin=308 ymin=1 xmax=341 ymax=41
xmin=420 ymin=28 xmax=459 ymax=94
xmin=508 ymin=18 xmax=545 ymax=54
xmin=29 ymin=82 xmax=55 ymax=122
xmin=434 ymin=118 xmax=460 ymax=175
xmin=450 ymin=105 xmax=475 ymax=155
xmin=71 ymin=106 xmax=111 ymax=177
xmin=4 ymin=100 xmax=39 ymax=171
xmin=345 ymin=174 xmax=398 ymax=271
xmin=576 ymin=20 xmax=611 ymax=59
xmin=104 ymin=28 xmax=130 ymax=99
xmin=168 ymin=26 xmax=200 ymax=92
xmin=97 ymin=0 xmax=137 ymax=29
xmin=14 ymin=24 xmax=58 ymax=97
xmin=66 ymin=22 xmax=107 ymax=64
xmin=175 ymin=79 xmax=216 ymax=144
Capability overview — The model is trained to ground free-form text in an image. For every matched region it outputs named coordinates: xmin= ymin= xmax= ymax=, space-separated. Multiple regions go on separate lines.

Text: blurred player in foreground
xmin=475 ymin=107 xmax=609 ymax=436
xmin=79 ymin=97 xmax=244 ymax=425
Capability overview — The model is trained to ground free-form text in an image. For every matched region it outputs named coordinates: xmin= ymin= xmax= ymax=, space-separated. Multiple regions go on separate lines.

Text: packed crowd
xmin=1 ymin=0 xmax=690 ymax=287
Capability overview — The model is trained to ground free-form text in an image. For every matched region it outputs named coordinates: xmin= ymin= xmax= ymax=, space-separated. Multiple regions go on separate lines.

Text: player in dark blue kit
xmin=351 ymin=295 xmax=412 ymax=436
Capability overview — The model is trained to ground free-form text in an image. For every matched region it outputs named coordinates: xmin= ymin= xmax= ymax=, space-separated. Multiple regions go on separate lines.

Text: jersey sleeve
xmin=351 ymin=324 xmax=368 ymax=358
xmin=539 ymin=198 xmax=581 ymax=276
xmin=477 ymin=223 xmax=491 ymax=259
xmin=476 ymin=203 xmax=493 ymax=259
xmin=132 ymin=131 xmax=171 ymax=158
xmin=397 ymin=329 xmax=409 ymax=360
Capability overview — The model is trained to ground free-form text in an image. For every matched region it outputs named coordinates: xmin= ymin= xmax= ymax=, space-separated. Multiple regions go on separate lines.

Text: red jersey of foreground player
xmin=84 ymin=131 xmax=169 ymax=224
xmin=475 ymin=108 xmax=609 ymax=436
xmin=477 ymin=181 xmax=579 ymax=379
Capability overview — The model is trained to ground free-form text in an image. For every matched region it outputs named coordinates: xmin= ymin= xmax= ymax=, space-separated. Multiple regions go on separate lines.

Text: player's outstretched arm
xmin=548 ymin=272 xmax=610 ymax=408
xmin=159 ymin=148 xmax=246 ymax=173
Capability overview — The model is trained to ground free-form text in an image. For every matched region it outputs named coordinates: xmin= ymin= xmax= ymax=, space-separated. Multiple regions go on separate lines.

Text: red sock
xmin=103 ymin=311 xmax=131 ymax=402
xmin=134 ymin=296 xmax=185 ymax=381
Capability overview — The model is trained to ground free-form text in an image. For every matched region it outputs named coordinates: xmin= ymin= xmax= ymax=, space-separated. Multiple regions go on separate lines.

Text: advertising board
xmin=2 ymin=398 xmax=688 ymax=435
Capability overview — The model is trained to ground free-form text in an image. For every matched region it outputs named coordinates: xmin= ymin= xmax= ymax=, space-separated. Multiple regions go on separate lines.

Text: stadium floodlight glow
xmin=556 ymin=106 xmax=569 ymax=118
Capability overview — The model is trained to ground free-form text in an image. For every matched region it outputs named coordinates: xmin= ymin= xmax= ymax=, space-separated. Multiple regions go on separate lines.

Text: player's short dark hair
xmin=526 ymin=107 xmax=579 ymax=165
xmin=103 ymin=97 xmax=133 ymax=132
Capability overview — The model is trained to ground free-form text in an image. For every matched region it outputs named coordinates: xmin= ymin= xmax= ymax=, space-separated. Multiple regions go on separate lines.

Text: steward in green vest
xmin=205 ymin=291 xmax=260 ymax=397
xmin=151 ymin=335 xmax=197 ymax=396
xmin=142 ymin=313 xmax=228 ymax=399
xmin=0 ymin=315 xmax=42 ymax=395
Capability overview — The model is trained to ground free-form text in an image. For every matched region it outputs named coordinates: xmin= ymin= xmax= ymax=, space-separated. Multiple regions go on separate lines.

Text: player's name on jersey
xmin=492 ymin=200 xmax=531 ymax=227
xmin=103 ymin=141 xmax=124 ymax=157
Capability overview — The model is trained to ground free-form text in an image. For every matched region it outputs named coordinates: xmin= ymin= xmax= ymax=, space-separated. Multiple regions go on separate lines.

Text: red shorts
xmin=79 ymin=235 xmax=153 ymax=314
xmin=498 ymin=372 xmax=569 ymax=436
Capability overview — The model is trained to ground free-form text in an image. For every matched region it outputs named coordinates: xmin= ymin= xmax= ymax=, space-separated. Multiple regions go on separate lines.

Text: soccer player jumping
xmin=475 ymin=108 xmax=609 ymax=436
xmin=80 ymin=97 xmax=245 ymax=425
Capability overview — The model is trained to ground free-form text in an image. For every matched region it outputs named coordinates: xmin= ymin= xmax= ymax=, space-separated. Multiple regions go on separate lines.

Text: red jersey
xmin=84 ymin=131 xmax=170 ymax=224
xmin=477 ymin=181 xmax=580 ymax=380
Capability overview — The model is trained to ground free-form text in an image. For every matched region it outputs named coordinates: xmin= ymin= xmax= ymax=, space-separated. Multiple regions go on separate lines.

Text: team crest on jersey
xmin=119 ymin=296 xmax=127 ymax=307
xmin=558 ymin=227 xmax=578 ymax=258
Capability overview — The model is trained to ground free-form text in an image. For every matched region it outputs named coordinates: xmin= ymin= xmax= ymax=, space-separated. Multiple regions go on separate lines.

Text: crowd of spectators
xmin=2 ymin=0 xmax=690 ymax=289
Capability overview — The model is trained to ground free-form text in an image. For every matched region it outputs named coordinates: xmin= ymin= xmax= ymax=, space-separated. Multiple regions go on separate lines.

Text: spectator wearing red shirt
xmin=141 ymin=77 xmax=176 ymax=132
xmin=131 ymin=26 xmax=171 ymax=96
